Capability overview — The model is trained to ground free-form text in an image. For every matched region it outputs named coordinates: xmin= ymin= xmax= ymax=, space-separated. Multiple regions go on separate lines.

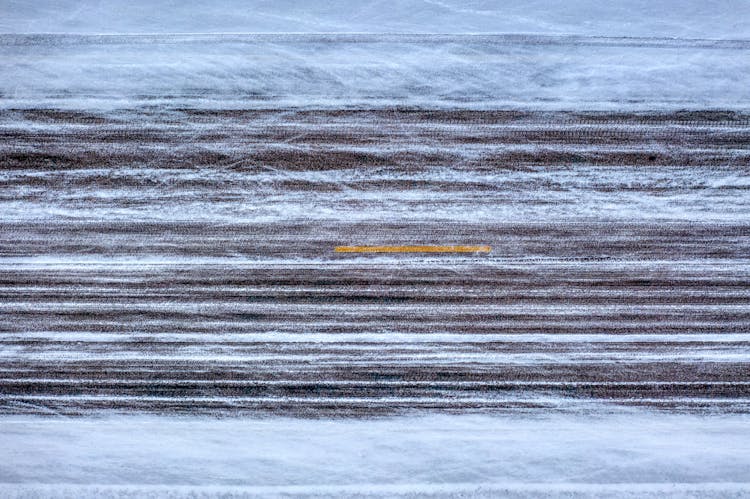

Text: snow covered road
xmin=2 ymin=107 xmax=749 ymax=416
xmin=1 ymin=1 xmax=750 ymax=495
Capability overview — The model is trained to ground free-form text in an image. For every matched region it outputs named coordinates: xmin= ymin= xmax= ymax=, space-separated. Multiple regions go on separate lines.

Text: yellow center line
xmin=334 ymin=245 xmax=491 ymax=253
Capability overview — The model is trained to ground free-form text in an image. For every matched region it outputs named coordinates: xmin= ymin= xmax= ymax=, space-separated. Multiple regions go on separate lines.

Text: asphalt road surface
xmin=1 ymin=107 xmax=749 ymax=417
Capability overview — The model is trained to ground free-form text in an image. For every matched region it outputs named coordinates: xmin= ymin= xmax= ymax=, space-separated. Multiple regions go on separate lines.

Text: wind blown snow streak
xmin=0 ymin=34 xmax=749 ymax=417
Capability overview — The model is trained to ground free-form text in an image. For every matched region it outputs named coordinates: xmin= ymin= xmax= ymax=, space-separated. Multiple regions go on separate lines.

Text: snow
xmin=1 ymin=1 xmax=749 ymax=111
xmin=0 ymin=1 xmax=747 ymax=109
xmin=2 ymin=163 xmax=749 ymax=223
xmin=2 ymin=0 xmax=749 ymax=38
xmin=2 ymin=34 xmax=749 ymax=110
xmin=1 ymin=412 xmax=749 ymax=497
xmin=1 ymin=2 xmax=748 ymax=496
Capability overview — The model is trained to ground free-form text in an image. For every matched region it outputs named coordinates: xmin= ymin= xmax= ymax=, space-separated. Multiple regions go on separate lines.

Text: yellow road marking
xmin=334 ymin=245 xmax=491 ymax=253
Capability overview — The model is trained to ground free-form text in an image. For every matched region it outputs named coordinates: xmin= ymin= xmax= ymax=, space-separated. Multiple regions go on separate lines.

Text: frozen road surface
xmin=2 ymin=2 xmax=750 ymax=496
